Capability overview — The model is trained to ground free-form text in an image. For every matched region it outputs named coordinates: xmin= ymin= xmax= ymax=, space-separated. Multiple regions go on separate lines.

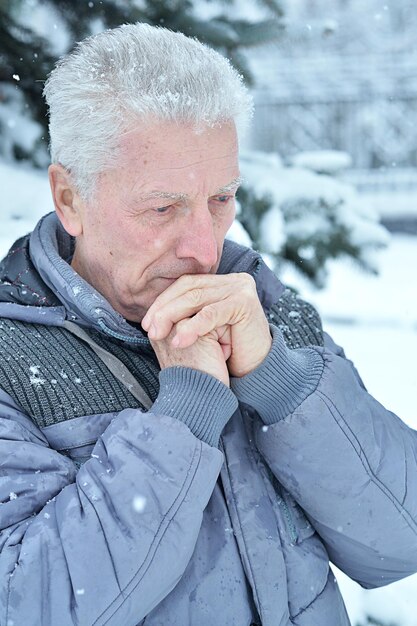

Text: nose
xmin=175 ymin=205 xmax=219 ymax=270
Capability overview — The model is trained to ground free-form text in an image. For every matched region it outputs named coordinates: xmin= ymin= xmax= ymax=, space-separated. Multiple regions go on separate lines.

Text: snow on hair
xmin=43 ymin=22 xmax=253 ymax=199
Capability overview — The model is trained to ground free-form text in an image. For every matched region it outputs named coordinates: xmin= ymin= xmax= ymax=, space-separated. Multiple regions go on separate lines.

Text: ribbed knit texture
xmin=0 ymin=319 xmax=159 ymax=428
xmin=267 ymin=287 xmax=324 ymax=349
xmin=0 ymin=288 xmax=324 ymax=437
xmin=152 ymin=368 xmax=238 ymax=447
xmin=87 ymin=328 xmax=160 ymax=401
xmin=231 ymin=325 xmax=324 ymax=424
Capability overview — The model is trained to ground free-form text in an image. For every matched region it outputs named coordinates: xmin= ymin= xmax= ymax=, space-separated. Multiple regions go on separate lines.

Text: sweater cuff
xmin=230 ymin=325 xmax=324 ymax=424
xmin=151 ymin=367 xmax=238 ymax=447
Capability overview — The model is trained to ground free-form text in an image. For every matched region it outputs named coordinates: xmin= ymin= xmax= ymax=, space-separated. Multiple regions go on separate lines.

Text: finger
xmin=142 ymin=273 xmax=242 ymax=330
xmin=171 ymin=300 xmax=239 ymax=348
xmin=143 ymin=273 xmax=257 ymax=339
xmin=214 ymin=324 xmax=232 ymax=361
xmin=145 ymin=285 xmax=233 ymax=340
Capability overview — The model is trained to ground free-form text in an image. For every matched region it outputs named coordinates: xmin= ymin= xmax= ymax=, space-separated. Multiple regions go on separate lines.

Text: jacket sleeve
xmin=231 ymin=325 xmax=417 ymax=589
xmin=0 ymin=367 xmax=237 ymax=626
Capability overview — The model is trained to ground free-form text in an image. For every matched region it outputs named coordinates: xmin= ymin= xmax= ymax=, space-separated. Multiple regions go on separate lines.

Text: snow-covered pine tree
xmin=0 ymin=0 xmax=285 ymax=164
xmin=0 ymin=0 xmax=389 ymax=290
xmin=233 ymin=150 xmax=389 ymax=287
xmin=0 ymin=0 xmax=56 ymax=165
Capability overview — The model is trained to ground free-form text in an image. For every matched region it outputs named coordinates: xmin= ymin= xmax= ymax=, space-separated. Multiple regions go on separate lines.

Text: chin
xmin=113 ymin=297 xmax=147 ymax=323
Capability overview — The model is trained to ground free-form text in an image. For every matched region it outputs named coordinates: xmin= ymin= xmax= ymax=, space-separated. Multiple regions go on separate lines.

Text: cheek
xmin=83 ymin=211 xmax=119 ymax=253
xmin=152 ymin=238 xmax=165 ymax=249
xmin=93 ymin=217 xmax=147 ymax=257
xmin=109 ymin=227 xmax=172 ymax=282
xmin=226 ymin=206 xmax=236 ymax=229
xmin=216 ymin=204 xmax=236 ymax=235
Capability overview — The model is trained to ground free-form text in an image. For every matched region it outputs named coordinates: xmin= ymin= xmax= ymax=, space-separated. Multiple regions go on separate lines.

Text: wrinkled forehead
xmin=108 ymin=119 xmax=240 ymax=196
xmin=117 ymin=118 xmax=238 ymax=162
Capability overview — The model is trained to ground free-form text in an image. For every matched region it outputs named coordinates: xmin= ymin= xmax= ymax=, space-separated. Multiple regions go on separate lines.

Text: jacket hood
xmin=0 ymin=212 xmax=284 ymax=342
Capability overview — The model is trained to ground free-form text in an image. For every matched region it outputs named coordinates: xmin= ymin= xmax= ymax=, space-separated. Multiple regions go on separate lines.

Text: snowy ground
xmin=282 ymin=235 xmax=417 ymax=431
xmin=1 ymin=160 xmax=416 ymax=625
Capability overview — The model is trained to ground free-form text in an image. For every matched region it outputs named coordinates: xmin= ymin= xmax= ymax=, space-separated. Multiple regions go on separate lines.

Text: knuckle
xmin=232 ymin=271 xmax=255 ymax=287
xmin=178 ymin=274 xmax=194 ymax=288
xmin=242 ymin=272 xmax=256 ymax=288
xmin=175 ymin=318 xmax=189 ymax=332
xmin=176 ymin=274 xmax=188 ymax=286
xmin=187 ymin=287 xmax=203 ymax=306
xmin=153 ymin=310 xmax=165 ymax=325
xmin=235 ymin=272 xmax=256 ymax=298
xmin=198 ymin=305 xmax=216 ymax=322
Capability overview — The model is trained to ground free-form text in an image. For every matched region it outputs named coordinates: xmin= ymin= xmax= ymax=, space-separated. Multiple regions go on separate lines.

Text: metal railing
xmin=250 ymin=94 xmax=417 ymax=173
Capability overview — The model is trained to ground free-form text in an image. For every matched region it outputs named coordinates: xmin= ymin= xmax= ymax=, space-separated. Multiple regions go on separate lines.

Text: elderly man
xmin=0 ymin=23 xmax=416 ymax=626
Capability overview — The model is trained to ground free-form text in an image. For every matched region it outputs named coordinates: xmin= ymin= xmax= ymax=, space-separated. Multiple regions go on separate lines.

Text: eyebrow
xmin=216 ymin=176 xmax=244 ymax=194
xmin=137 ymin=176 xmax=244 ymax=202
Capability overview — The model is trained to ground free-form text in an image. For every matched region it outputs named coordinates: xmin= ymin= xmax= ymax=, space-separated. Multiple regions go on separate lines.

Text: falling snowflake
xmin=132 ymin=495 xmax=147 ymax=513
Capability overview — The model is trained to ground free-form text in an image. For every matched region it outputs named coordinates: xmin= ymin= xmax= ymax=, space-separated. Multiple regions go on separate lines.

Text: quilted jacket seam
xmin=95 ymin=439 xmax=204 ymax=625
xmin=291 ymin=572 xmax=329 ymax=619
xmin=317 ymin=389 xmax=417 ymax=536
xmin=52 ymin=435 xmax=107 ymax=450
xmin=221 ymin=440 xmax=262 ymax=618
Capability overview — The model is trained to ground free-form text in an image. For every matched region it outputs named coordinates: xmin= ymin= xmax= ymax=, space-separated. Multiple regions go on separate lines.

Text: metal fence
xmin=249 ymin=92 xmax=417 ymax=195
xmin=340 ymin=167 xmax=417 ymax=194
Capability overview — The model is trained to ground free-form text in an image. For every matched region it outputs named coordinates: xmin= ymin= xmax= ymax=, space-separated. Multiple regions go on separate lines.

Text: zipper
xmin=275 ymin=490 xmax=298 ymax=546
xmin=265 ymin=466 xmax=298 ymax=546
xmin=97 ymin=318 xmax=150 ymax=345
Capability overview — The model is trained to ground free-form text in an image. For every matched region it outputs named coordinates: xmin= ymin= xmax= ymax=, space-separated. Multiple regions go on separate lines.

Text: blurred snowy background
xmin=1 ymin=1 xmax=416 ymax=624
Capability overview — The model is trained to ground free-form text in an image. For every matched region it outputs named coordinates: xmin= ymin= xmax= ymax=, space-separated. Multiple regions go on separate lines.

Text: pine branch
xmin=257 ymin=0 xmax=284 ymax=18
xmin=182 ymin=17 xmax=239 ymax=47
xmin=232 ymin=19 xmax=285 ymax=47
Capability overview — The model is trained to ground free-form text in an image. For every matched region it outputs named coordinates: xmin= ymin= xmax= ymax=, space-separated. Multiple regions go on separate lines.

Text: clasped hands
xmin=141 ymin=273 xmax=272 ymax=387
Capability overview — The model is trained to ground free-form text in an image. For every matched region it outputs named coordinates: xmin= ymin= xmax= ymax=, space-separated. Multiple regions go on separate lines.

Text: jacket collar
xmin=29 ymin=213 xmax=147 ymax=343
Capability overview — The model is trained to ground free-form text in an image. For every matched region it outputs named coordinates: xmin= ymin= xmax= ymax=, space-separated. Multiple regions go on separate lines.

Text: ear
xmin=48 ymin=164 xmax=84 ymax=237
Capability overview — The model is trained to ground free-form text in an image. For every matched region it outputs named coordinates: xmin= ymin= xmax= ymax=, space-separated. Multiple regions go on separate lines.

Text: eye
xmin=153 ymin=205 xmax=173 ymax=214
xmin=211 ymin=195 xmax=233 ymax=204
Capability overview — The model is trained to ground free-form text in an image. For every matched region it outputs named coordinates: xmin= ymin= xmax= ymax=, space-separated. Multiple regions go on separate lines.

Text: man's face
xmin=71 ymin=120 xmax=240 ymax=322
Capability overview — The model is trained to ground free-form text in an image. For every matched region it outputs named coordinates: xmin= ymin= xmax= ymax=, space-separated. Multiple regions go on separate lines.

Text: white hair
xmin=43 ymin=23 xmax=253 ymax=199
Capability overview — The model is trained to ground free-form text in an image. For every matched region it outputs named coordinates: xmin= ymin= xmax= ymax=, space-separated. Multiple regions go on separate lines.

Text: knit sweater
xmin=0 ymin=289 xmax=323 ymax=430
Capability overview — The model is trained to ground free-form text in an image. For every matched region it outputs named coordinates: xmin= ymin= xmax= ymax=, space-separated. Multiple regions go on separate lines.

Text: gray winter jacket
xmin=0 ymin=212 xmax=416 ymax=626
